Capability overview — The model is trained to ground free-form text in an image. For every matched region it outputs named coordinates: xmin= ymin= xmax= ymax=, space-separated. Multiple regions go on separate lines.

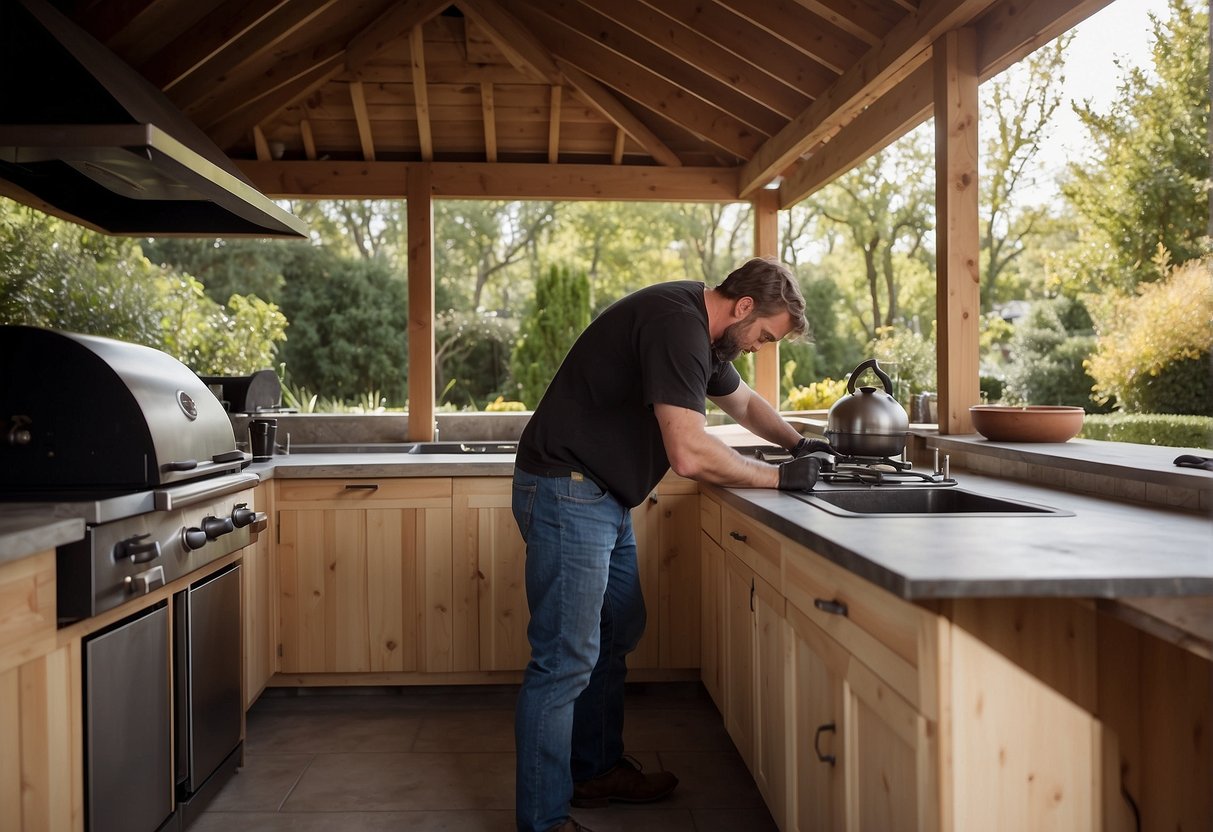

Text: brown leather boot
xmin=547 ymin=820 xmax=595 ymax=832
xmin=571 ymin=756 xmax=679 ymax=808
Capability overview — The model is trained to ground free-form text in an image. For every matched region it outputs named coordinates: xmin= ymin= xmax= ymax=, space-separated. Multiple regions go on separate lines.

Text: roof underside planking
xmin=59 ymin=0 xmax=1115 ymax=206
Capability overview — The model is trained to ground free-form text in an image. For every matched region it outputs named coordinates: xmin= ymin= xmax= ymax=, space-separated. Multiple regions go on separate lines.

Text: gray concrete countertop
xmin=0 ymin=512 xmax=84 ymax=565
xmin=706 ymin=471 xmax=1212 ymax=601
xmin=247 ymin=452 xmax=517 ymax=480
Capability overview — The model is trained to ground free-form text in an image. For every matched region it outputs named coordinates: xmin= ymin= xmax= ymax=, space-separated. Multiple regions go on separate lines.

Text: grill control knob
xmin=182 ymin=527 xmax=208 ymax=551
xmin=201 ymin=515 xmax=235 ymax=540
xmin=231 ymin=503 xmax=257 ymax=528
xmin=115 ymin=533 xmax=161 ymax=564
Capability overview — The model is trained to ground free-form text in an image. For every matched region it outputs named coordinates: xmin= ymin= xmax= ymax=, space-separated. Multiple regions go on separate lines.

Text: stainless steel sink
xmin=791 ymin=487 xmax=1072 ymax=517
xmin=408 ymin=441 xmax=518 ymax=455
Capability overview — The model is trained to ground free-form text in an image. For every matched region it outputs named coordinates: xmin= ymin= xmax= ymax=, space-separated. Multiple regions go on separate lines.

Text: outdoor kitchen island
xmin=2 ymin=438 xmax=1209 ymax=832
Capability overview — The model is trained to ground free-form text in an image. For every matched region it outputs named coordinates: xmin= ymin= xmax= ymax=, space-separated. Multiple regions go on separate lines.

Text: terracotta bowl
xmin=969 ymin=405 xmax=1085 ymax=443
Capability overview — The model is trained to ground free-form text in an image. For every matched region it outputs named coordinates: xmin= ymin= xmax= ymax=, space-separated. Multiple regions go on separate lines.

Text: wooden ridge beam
xmin=738 ymin=0 xmax=994 ymax=197
xmin=237 ymin=161 xmax=740 ymax=201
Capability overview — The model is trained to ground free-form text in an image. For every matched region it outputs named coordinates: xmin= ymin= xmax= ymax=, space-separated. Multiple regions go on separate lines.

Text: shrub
xmin=785 ymin=377 xmax=848 ymax=411
xmin=1002 ymin=296 xmax=1107 ymax=409
xmin=509 ymin=264 xmax=590 ymax=408
xmin=485 ymin=396 xmax=528 ymax=412
xmin=1086 ymin=258 xmax=1213 ymax=415
xmin=1080 ymin=413 xmax=1213 ymax=449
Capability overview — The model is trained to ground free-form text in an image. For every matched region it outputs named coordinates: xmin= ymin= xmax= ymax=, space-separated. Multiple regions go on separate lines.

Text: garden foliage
xmin=510 ymin=265 xmax=590 ymax=408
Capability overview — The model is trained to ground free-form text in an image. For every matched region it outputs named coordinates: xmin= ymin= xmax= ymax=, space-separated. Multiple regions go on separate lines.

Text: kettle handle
xmin=846 ymin=358 xmax=895 ymax=396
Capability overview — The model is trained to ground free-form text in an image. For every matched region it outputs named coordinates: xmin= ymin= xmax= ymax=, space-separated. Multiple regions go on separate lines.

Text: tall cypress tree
xmin=509 ymin=264 xmax=590 ymax=408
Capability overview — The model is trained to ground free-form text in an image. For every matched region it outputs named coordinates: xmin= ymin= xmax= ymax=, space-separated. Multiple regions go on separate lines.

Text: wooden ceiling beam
xmin=76 ymin=0 xmax=174 ymax=48
xmin=787 ymin=0 xmax=901 ymax=47
xmin=408 ymin=25 xmax=433 ymax=161
xmin=635 ymin=0 xmax=837 ymax=100
xmin=779 ymin=62 xmax=932 ymax=206
xmin=456 ymin=0 xmax=681 ymax=166
xmin=548 ymin=86 xmax=562 ymax=163
xmin=544 ymin=0 xmax=786 ymax=137
xmin=554 ymin=61 xmax=683 ymax=167
xmin=711 ymin=0 xmax=867 ymax=75
xmin=139 ymin=0 xmax=289 ymax=91
xmin=206 ymin=53 xmax=344 ymax=150
xmin=516 ymin=4 xmax=761 ymax=160
xmin=612 ymin=128 xmax=626 ymax=164
xmin=738 ymin=0 xmax=995 ymax=196
xmin=300 ymin=118 xmax=317 ymax=160
xmin=481 ymin=82 xmax=498 ymax=162
xmin=344 ymin=0 xmax=452 ymax=72
xmin=349 ymin=80 xmax=376 ymax=161
xmin=590 ymin=0 xmax=813 ymax=120
xmin=166 ymin=0 xmax=340 ymax=111
xmin=975 ymin=0 xmax=1115 ymax=84
xmin=238 ymin=160 xmax=740 ymax=201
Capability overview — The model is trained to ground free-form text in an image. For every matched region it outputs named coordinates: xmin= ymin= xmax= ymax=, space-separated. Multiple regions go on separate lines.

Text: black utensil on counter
xmin=1173 ymin=454 xmax=1213 ymax=471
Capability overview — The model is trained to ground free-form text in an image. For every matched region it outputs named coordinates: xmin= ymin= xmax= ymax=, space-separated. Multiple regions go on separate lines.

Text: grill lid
xmin=0 ymin=325 xmax=246 ymax=496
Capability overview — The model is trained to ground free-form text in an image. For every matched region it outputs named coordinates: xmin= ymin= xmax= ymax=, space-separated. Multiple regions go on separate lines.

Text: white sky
xmin=1018 ymin=0 xmax=1176 ymax=201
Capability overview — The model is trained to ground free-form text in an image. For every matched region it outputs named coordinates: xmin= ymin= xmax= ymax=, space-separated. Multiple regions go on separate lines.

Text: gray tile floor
xmin=195 ymin=682 xmax=778 ymax=831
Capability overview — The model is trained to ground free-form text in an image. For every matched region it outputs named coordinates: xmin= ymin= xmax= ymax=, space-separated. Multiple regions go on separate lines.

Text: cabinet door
xmin=453 ymin=478 xmax=529 ymax=672
xmin=752 ymin=570 xmax=786 ymax=828
xmin=630 ymin=492 xmax=662 ymax=668
xmin=785 ymin=603 xmax=845 ymax=832
xmin=700 ymin=531 xmax=725 ymax=709
xmin=723 ymin=552 xmax=755 ymax=769
xmin=657 ymin=489 xmax=700 ymax=668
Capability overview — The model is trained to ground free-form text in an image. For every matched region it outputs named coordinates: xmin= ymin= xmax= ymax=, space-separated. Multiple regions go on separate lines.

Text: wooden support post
xmin=753 ymin=188 xmax=781 ymax=408
xmin=934 ymin=28 xmax=980 ymax=434
xmin=408 ymin=164 xmax=435 ymax=441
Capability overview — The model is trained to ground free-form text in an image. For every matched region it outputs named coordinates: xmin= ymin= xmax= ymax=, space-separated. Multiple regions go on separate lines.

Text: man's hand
xmin=777 ymin=455 xmax=820 ymax=491
xmin=789 ymin=437 xmax=835 ymax=458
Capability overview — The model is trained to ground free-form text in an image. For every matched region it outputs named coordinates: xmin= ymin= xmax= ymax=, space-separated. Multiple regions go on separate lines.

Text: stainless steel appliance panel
xmin=85 ymin=602 xmax=172 ymax=832
xmin=176 ymin=563 xmax=242 ymax=797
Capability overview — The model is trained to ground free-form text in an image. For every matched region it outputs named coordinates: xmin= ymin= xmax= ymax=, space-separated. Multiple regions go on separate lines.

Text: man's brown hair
xmin=716 ymin=257 xmax=807 ymax=338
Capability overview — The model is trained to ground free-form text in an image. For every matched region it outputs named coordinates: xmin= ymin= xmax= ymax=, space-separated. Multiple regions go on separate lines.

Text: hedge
xmin=1079 ymin=413 xmax=1213 ymax=449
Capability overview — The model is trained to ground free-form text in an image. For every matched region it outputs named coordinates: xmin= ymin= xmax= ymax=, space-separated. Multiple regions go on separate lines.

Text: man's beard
xmin=711 ymin=319 xmax=748 ymax=363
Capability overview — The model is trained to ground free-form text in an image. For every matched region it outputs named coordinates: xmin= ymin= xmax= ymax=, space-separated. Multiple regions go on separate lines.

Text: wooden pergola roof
xmin=61 ymin=0 xmax=1113 ymax=438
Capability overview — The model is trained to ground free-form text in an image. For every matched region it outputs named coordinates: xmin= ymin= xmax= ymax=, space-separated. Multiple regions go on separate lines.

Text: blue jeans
xmin=511 ymin=468 xmax=646 ymax=832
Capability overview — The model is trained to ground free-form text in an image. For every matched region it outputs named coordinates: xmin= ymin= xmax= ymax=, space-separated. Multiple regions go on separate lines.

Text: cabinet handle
xmin=750 ymin=578 xmax=755 ymax=613
xmin=729 ymin=530 xmax=747 ymax=542
xmin=814 ymin=722 xmax=837 ymax=766
xmin=814 ymin=597 xmax=849 ymax=617
xmin=344 ymin=483 xmax=379 ymax=491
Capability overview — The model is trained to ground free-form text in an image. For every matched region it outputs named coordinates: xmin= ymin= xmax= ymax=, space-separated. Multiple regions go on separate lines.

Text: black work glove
xmin=778 ymin=455 xmax=820 ymax=491
xmin=790 ymin=437 xmax=836 ymax=458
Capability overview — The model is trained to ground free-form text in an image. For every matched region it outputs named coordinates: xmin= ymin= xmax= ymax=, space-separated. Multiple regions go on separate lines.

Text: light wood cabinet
xmin=242 ymin=482 xmax=276 ymax=706
xmin=275 ymin=477 xmax=454 ymax=673
xmin=632 ymin=476 xmax=701 ymax=669
xmin=452 ymin=477 xmax=528 ymax=671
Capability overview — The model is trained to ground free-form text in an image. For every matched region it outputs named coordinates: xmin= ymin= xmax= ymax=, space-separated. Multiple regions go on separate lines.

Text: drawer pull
xmin=729 ymin=530 xmax=747 ymax=542
xmin=344 ymin=483 xmax=380 ymax=491
xmin=750 ymin=578 xmax=755 ymax=613
xmin=814 ymin=597 xmax=849 ymax=617
xmin=814 ymin=722 xmax=837 ymax=766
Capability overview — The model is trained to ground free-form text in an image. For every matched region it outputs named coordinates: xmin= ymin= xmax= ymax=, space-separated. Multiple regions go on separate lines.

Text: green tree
xmin=1062 ymin=0 xmax=1210 ymax=291
xmin=142 ymin=237 xmax=293 ymax=306
xmin=434 ymin=309 xmax=518 ymax=408
xmin=277 ymin=247 xmax=410 ymax=404
xmin=0 ymin=199 xmax=286 ymax=374
xmin=509 ymin=264 xmax=590 ymax=408
xmin=1001 ymin=296 xmax=1106 ymax=409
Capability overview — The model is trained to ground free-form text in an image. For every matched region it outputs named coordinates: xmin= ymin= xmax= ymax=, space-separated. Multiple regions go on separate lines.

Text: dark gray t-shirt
xmin=515 ymin=280 xmax=741 ymax=507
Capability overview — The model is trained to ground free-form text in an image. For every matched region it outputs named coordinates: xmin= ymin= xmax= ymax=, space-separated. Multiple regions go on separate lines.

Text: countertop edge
xmin=0 ymin=516 xmax=85 ymax=565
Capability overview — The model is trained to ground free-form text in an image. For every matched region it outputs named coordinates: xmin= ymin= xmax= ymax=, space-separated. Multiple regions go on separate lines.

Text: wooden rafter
xmin=207 ymin=53 xmax=344 ymax=150
xmin=252 ymin=124 xmax=272 ymax=161
xmin=300 ymin=118 xmax=317 ymax=160
xmin=591 ymin=0 xmax=813 ymax=120
xmin=166 ymin=0 xmax=340 ymax=111
xmin=139 ymin=0 xmax=290 ymax=90
xmin=481 ymin=82 xmax=498 ymax=162
xmin=739 ymin=0 xmax=995 ymax=196
xmin=344 ymin=0 xmax=452 ymax=72
xmin=79 ymin=0 xmax=171 ymax=48
xmin=548 ymin=86 xmax=562 ymax=164
xmin=712 ymin=0 xmax=867 ymax=75
xmin=408 ymin=25 xmax=433 ymax=162
xmin=540 ymin=0 xmax=786 ymax=137
xmin=517 ymin=4 xmax=761 ymax=160
xmin=636 ymin=0 xmax=838 ymax=101
xmin=612 ymin=127 xmax=625 ymax=164
xmin=457 ymin=0 xmax=681 ymax=165
xmin=350 ymin=80 xmax=376 ymax=161
xmin=789 ymin=0 xmax=901 ymax=46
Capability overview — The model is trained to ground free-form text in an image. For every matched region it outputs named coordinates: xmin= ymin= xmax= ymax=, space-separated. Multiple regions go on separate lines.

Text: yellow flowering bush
xmin=785 ymin=377 xmax=848 ymax=411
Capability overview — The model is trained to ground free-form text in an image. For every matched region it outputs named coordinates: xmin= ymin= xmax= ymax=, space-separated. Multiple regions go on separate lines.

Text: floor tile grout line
xmin=275 ymin=752 xmax=317 ymax=813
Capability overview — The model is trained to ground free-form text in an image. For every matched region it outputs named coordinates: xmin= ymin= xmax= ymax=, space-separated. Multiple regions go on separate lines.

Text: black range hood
xmin=0 ymin=0 xmax=307 ymax=239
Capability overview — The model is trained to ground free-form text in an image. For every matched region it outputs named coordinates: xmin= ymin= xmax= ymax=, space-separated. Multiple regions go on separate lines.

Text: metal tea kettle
xmin=824 ymin=359 xmax=910 ymax=458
